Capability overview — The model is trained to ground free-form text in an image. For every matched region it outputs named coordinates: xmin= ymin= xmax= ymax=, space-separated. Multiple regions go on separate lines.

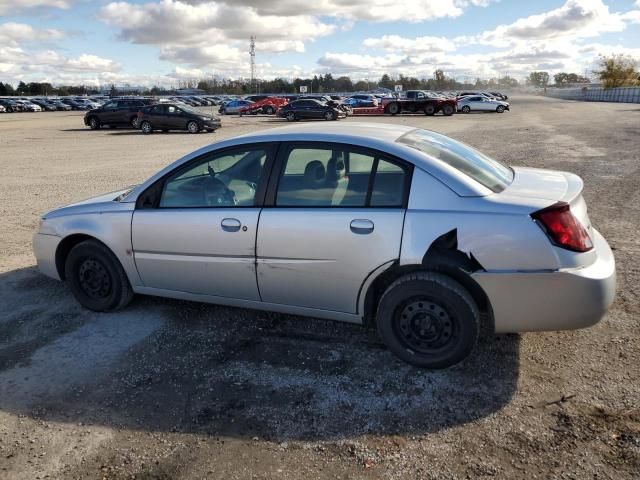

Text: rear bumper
xmin=473 ymin=229 xmax=616 ymax=333
xmin=33 ymin=233 xmax=62 ymax=281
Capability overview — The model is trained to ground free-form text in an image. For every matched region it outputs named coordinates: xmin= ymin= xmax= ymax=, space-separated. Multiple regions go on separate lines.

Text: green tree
xmin=527 ymin=71 xmax=550 ymax=88
xmin=433 ymin=69 xmax=446 ymax=89
xmin=595 ymin=54 xmax=639 ymax=88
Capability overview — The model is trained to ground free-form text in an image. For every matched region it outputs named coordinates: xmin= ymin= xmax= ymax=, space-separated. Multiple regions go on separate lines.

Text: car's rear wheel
xmin=286 ymin=111 xmax=296 ymax=122
xmin=424 ymin=105 xmax=436 ymax=116
xmin=442 ymin=104 xmax=455 ymax=116
xmin=65 ymin=240 xmax=134 ymax=312
xmin=376 ymin=272 xmax=479 ymax=368
xmin=140 ymin=121 xmax=153 ymax=134
xmin=496 ymin=105 xmax=505 ymax=113
xmin=387 ymin=102 xmax=400 ymax=115
xmin=88 ymin=116 xmax=100 ymax=130
xmin=461 ymin=105 xmax=471 ymax=113
xmin=264 ymin=106 xmax=275 ymax=115
xmin=130 ymin=116 xmax=140 ymax=128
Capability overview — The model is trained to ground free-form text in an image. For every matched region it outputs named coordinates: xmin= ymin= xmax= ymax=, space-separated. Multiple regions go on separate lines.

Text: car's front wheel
xmin=496 ymin=105 xmax=505 ymax=113
xmin=140 ymin=121 xmax=153 ymax=134
xmin=88 ymin=116 xmax=100 ymax=130
xmin=376 ymin=272 xmax=479 ymax=368
xmin=286 ymin=111 xmax=296 ymax=122
xmin=442 ymin=104 xmax=455 ymax=116
xmin=324 ymin=111 xmax=336 ymax=121
xmin=187 ymin=121 xmax=200 ymax=133
xmin=424 ymin=105 xmax=436 ymax=116
xmin=264 ymin=106 xmax=275 ymax=115
xmin=65 ymin=240 xmax=134 ymax=312
xmin=130 ymin=116 xmax=140 ymax=128
xmin=461 ymin=105 xmax=471 ymax=113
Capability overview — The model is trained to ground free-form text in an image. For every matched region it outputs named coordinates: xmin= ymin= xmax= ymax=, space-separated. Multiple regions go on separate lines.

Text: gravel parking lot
xmin=0 ymin=96 xmax=638 ymax=479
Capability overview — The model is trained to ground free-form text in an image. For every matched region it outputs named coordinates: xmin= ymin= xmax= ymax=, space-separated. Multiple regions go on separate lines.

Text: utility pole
xmin=249 ymin=36 xmax=256 ymax=93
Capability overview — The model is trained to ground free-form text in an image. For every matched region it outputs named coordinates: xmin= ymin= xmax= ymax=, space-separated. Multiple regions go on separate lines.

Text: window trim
xmin=135 ymin=142 xmax=279 ymax=210
xmin=264 ymin=141 xmax=413 ymax=209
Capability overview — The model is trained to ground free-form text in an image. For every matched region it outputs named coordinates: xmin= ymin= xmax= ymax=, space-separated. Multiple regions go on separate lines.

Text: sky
xmin=0 ymin=0 xmax=639 ymax=87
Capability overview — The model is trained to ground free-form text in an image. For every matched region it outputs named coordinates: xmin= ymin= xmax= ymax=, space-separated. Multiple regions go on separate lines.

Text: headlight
xmin=200 ymin=116 xmax=211 ymax=121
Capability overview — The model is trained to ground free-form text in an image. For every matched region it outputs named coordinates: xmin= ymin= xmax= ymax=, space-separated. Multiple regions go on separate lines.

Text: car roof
xmin=124 ymin=122 xmax=492 ymax=202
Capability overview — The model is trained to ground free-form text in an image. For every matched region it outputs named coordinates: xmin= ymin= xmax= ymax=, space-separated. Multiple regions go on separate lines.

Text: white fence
xmin=545 ymin=86 xmax=640 ymax=103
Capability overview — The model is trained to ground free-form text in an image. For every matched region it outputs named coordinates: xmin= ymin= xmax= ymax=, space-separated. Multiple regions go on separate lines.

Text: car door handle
xmin=221 ymin=218 xmax=241 ymax=232
xmin=350 ymin=219 xmax=374 ymax=235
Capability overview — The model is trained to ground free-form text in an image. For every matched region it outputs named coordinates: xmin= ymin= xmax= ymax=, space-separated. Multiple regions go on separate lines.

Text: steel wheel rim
xmin=394 ymin=297 xmax=457 ymax=355
xmin=78 ymin=258 xmax=112 ymax=299
xmin=188 ymin=122 xmax=198 ymax=133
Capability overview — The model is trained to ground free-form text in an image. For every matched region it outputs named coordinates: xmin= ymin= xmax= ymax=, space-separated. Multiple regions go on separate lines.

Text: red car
xmin=239 ymin=97 xmax=289 ymax=115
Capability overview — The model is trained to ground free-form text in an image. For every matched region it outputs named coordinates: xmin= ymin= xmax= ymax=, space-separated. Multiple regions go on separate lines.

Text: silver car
xmin=33 ymin=123 xmax=615 ymax=368
xmin=458 ymin=95 xmax=510 ymax=113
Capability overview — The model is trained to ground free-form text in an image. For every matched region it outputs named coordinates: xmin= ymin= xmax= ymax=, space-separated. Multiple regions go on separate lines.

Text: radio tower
xmin=249 ymin=36 xmax=256 ymax=92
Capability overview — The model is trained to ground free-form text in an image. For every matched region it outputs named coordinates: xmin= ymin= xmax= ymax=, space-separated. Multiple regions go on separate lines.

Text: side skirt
xmin=133 ymin=286 xmax=364 ymax=324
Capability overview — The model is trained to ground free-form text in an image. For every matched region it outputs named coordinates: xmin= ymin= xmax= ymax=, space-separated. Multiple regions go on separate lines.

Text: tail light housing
xmin=531 ymin=202 xmax=593 ymax=252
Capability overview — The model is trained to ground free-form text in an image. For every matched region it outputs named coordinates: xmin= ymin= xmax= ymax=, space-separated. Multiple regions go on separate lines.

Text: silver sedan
xmin=33 ymin=123 xmax=615 ymax=368
xmin=458 ymin=95 xmax=510 ymax=113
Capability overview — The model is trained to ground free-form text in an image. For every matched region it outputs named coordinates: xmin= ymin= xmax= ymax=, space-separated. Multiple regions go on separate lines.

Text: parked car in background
xmin=219 ymin=99 xmax=254 ymax=114
xmin=49 ymin=100 xmax=72 ymax=111
xmin=84 ymin=98 xmax=157 ymax=129
xmin=489 ymin=91 xmax=509 ymax=100
xmin=61 ymin=98 xmax=89 ymax=110
xmin=33 ymin=123 xmax=616 ymax=369
xmin=137 ymin=103 xmax=221 ymax=134
xmin=15 ymin=100 xmax=41 ymax=112
xmin=239 ymin=96 xmax=288 ymax=115
xmin=458 ymin=95 xmax=510 ymax=113
xmin=302 ymin=95 xmax=353 ymax=116
xmin=346 ymin=94 xmax=378 ymax=107
xmin=277 ymin=99 xmax=345 ymax=121
xmin=0 ymin=99 xmax=22 ymax=112
xmin=30 ymin=99 xmax=58 ymax=111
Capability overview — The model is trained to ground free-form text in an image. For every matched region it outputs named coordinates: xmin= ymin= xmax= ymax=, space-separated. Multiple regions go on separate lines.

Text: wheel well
xmin=55 ymin=234 xmax=98 ymax=280
xmin=363 ymin=230 xmax=493 ymax=331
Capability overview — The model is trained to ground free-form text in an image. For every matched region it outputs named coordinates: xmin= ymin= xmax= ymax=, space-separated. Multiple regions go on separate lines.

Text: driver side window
xmin=159 ymin=147 xmax=268 ymax=208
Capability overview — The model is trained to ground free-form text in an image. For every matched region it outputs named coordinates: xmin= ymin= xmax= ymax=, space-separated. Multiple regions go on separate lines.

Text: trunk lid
xmin=504 ymin=167 xmax=592 ymax=233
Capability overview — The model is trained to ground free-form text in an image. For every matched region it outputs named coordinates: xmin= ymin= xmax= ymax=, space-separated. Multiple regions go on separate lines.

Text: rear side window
xmin=275 ymin=145 xmax=409 ymax=207
xmin=397 ymin=128 xmax=513 ymax=192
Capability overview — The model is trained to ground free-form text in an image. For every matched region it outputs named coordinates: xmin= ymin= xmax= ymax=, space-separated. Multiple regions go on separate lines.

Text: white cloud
xmin=0 ymin=0 xmax=73 ymax=16
xmin=363 ymin=35 xmax=456 ymax=54
xmin=0 ymin=22 xmax=65 ymax=46
xmin=462 ymin=0 xmax=640 ymax=48
xmin=184 ymin=0 xmax=465 ymax=22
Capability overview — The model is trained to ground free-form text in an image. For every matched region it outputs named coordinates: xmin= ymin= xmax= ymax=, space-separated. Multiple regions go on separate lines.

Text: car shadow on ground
xmin=0 ymin=267 xmax=520 ymax=441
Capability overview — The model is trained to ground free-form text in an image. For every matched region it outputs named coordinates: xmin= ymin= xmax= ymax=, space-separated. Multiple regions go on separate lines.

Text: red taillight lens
xmin=531 ymin=202 xmax=593 ymax=252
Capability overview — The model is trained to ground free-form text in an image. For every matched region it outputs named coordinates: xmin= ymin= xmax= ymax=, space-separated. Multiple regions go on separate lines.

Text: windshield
xmin=397 ymin=129 xmax=513 ymax=192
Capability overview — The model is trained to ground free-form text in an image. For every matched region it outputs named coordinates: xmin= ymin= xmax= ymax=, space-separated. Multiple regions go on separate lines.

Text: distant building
xmin=175 ymin=88 xmax=206 ymax=95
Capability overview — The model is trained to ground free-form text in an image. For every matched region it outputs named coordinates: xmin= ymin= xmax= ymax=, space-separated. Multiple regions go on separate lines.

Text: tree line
xmin=527 ymin=55 xmax=639 ymax=88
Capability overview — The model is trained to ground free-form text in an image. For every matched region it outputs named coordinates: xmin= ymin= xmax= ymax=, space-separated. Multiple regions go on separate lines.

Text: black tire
xmin=496 ymin=105 xmax=505 ymax=113
xmin=140 ymin=121 xmax=153 ymax=134
xmin=161 ymin=129 xmax=169 ymax=133
xmin=264 ymin=106 xmax=275 ymax=115
xmin=130 ymin=116 xmax=140 ymax=128
xmin=461 ymin=105 xmax=471 ymax=113
xmin=376 ymin=272 xmax=479 ymax=369
xmin=88 ymin=116 xmax=100 ymax=130
xmin=286 ymin=111 xmax=296 ymax=122
xmin=187 ymin=121 xmax=200 ymax=134
xmin=324 ymin=111 xmax=336 ymax=121
xmin=387 ymin=102 xmax=400 ymax=115
xmin=64 ymin=240 xmax=134 ymax=312
xmin=442 ymin=104 xmax=455 ymax=116
xmin=424 ymin=104 xmax=436 ymax=116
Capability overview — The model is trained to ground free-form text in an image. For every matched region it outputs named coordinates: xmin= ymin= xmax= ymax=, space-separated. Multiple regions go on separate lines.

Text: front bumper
xmin=33 ymin=233 xmax=62 ymax=280
xmin=473 ymin=229 xmax=616 ymax=333
xmin=203 ymin=119 xmax=222 ymax=129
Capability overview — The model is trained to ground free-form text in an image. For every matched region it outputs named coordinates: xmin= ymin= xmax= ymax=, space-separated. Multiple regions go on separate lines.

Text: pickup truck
xmin=383 ymin=90 xmax=456 ymax=116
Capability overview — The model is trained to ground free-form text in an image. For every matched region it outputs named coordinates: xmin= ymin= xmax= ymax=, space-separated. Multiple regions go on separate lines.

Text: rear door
xmin=256 ymin=142 xmax=411 ymax=314
xmin=132 ymin=144 xmax=275 ymax=299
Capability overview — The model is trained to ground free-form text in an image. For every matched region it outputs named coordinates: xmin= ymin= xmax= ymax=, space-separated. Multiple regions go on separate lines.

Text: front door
xmin=257 ymin=143 xmax=410 ymax=314
xmin=132 ymin=145 xmax=274 ymax=300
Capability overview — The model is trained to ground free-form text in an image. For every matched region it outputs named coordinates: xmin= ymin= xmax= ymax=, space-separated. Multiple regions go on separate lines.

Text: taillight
xmin=531 ymin=202 xmax=593 ymax=252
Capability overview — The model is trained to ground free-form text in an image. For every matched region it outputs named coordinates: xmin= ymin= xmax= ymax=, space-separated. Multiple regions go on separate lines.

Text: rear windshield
xmin=397 ymin=129 xmax=513 ymax=192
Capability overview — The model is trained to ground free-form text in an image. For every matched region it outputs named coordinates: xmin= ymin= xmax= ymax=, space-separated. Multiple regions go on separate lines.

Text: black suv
xmin=84 ymin=98 xmax=156 ymax=129
xmin=138 ymin=103 xmax=221 ymax=134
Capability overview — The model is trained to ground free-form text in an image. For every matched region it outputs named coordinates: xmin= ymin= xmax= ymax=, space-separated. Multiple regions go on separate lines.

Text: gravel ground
xmin=0 ymin=96 xmax=638 ymax=479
